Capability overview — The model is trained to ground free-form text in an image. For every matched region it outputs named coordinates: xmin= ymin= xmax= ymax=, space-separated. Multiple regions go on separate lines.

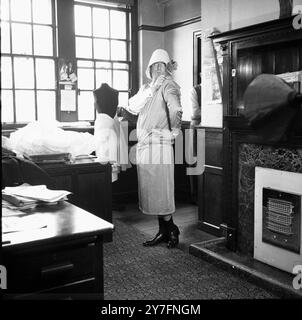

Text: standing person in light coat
xmin=125 ymin=49 xmax=183 ymax=248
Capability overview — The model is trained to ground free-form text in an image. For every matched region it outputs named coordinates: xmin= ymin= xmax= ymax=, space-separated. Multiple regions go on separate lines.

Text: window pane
xmin=75 ymin=5 xmax=91 ymax=36
xmin=111 ymin=40 xmax=126 ymax=61
xmin=1 ymin=90 xmax=14 ymax=122
xmin=93 ymin=8 xmax=109 ymax=38
xmin=1 ymin=56 xmax=12 ymax=88
xmin=78 ymin=91 xmax=95 ymax=121
xmin=113 ymin=70 xmax=128 ymax=90
xmin=34 ymin=25 xmax=53 ymax=56
xmin=12 ymin=23 xmax=32 ymax=54
xmin=11 ymin=0 xmax=31 ymax=22
xmin=1 ymin=22 xmax=10 ymax=53
xmin=37 ymin=90 xmax=56 ymax=121
xmin=93 ymin=39 xmax=109 ymax=60
xmin=78 ymin=68 xmax=94 ymax=90
xmin=14 ymin=57 xmax=34 ymax=89
xmin=96 ymin=69 xmax=112 ymax=87
xmin=110 ymin=10 xmax=126 ymax=39
xmin=77 ymin=60 xmax=93 ymax=68
xmin=32 ymin=0 xmax=52 ymax=24
xmin=118 ymin=92 xmax=129 ymax=108
xmin=36 ymin=58 xmax=55 ymax=89
xmin=0 ymin=0 xmax=9 ymax=20
xmin=113 ymin=63 xmax=128 ymax=70
xmin=15 ymin=90 xmax=35 ymax=122
xmin=76 ymin=37 xmax=92 ymax=58
xmin=96 ymin=62 xmax=111 ymax=69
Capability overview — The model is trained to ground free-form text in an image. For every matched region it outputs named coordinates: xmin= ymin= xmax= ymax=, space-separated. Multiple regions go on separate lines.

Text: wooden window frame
xmin=1 ymin=0 xmax=138 ymax=129
xmin=193 ymin=30 xmax=201 ymax=86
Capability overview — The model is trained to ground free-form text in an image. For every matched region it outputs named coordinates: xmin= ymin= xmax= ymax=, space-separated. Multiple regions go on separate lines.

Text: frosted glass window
xmin=11 ymin=0 xmax=31 ymax=22
xmin=75 ymin=5 xmax=91 ymax=36
xmin=12 ymin=23 xmax=32 ymax=54
xmin=78 ymin=91 xmax=95 ymax=120
xmin=113 ymin=63 xmax=128 ymax=70
xmin=96 ymin=69 xmax=112 ymax=87
xmin=15 ymin=90 xmax=36 ymax=122
xmin=76 ymin=37 xmax=92 ymax=58
xmin=94 ymin=39 xmax=110 ymax=60
xmin=93 ymin=8 xmax=109 ymax=37
xmin=34 ymin=25 xmax=53 ymax=56
xmin=37 ymin=91 xmax=56 ymax=121
xmin=113 ymin=70 xmax=128 ymax=90
xmin=1 ymin=56 xmax=12 ymax=88
xmin=111 ymin=40 xmax=126 ymax=61
xmin=1 ymin=90 xmax=14 ymax=123
xmin=96 ymin=62 xmax=111 ymax=69
xmin=110 ymin=11 xmax=126 ymax=39
xmin=1 ymin=22 xmax=10 ymax=53
xmin=14 ymin=57 xmax=34 ymax=89
xmin=36 ymin=59 xmax=55 ymax=89
xmin=32 ymin=0 xmax=52 ymax=24
xmin=78 ymin=68 xmax=94 ymax=90
xmin=77 ymin=60 xmax=93 ymax=68
xmin=118 ymin=92 xmax=129 ymax=108
xmin=0 ymin=0 xmax=9 ymax=20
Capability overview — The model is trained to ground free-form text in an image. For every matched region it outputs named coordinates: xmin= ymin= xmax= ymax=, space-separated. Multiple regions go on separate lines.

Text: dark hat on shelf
xmin=242 ymin=74 xmax=301 ymax=143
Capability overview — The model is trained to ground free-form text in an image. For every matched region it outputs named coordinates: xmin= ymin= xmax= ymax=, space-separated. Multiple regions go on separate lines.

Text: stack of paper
xmin=2 ymin=183 xmax=72 ymax=210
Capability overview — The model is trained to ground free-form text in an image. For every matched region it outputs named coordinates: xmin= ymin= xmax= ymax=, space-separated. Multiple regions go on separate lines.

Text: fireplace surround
xmin=237 ymin=143 xmax=302 ymax=256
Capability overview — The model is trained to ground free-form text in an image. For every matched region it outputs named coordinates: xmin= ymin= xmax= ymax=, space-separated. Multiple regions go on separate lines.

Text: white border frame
xmin=254 ymin=167 xmax=302 ymax=274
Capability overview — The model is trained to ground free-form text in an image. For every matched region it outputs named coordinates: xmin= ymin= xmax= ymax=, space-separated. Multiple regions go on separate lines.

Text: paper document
xmin=60 ymin=89 xmax=76 ymax=111
xmin=2 ymin=199 xmax=38 ymax=211
xmin=2 ymin=214 xmax=48 ymax=233
xmin=3 ymin=184 xmax=72 ymax=203
xmin=2 ymin=207 xmax=30 ymax=217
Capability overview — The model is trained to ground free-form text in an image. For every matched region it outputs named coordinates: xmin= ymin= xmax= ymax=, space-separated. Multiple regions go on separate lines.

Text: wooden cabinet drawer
xmin=9 ymin=278 xmax=102 ymax=300
xmin=5 ymin=243 xmax=96 ymax=293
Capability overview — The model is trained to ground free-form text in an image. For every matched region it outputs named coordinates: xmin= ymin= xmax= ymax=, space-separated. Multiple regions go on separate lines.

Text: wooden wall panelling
xmin=198 ymin=127 xmax=223 ymax=236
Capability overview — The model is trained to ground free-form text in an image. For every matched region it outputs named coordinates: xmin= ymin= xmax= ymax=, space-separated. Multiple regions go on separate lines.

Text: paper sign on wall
xmin=60 ymin=89 xmax=76 ymax=111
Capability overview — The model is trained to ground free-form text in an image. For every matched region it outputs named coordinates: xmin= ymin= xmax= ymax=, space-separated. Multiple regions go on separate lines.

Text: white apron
xmin=94 ymin=113 xmax=130 ymax=182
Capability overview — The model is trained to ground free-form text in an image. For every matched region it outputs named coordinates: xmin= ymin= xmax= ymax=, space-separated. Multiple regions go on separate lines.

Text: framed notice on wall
xmin=60 ymin=89 xmax=76 ymax=111
xmin=201 ymin=29 xmax=223 ymax=128
xmin=203 ymin=64 xmax=222 ymax=104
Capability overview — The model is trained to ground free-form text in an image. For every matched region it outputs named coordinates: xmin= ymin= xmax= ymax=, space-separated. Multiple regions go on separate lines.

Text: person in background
xmin=190 ymin=79 xmax=201 ymax=127
xmin=124 ymin=49 xmax=182 ymax=249
xmin=188 ymin=76 xmax=201 ymax=204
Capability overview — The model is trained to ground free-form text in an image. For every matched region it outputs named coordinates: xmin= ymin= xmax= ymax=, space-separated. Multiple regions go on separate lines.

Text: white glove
xmin=151 ymin=75 xmax=166 ymax=94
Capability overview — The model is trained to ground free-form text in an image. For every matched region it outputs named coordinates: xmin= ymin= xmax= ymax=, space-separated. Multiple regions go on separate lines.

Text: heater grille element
xmin=262 ymin=188 xmax=301 ymax=253
xmin=267 ymin=198 xmax=294 ymax=215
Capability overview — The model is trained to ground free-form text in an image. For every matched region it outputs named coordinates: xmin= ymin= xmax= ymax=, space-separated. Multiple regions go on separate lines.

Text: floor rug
xmin=103 ymin=218 xmax=278 ymax=300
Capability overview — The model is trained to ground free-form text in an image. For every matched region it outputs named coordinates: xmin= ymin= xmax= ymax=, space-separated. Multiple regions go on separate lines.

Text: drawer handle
xmin=41 ymin=262 xmax=74 ymax=276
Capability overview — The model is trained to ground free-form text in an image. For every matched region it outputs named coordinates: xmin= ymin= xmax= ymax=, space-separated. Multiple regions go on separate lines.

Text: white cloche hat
xmin=145 ymin=48 xmax=171 ymax=79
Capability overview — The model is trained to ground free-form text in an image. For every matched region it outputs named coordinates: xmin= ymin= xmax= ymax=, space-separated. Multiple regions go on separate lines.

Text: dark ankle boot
xmin=166 ymin=217 xmax=180 ymax=249
xmin=143 ymin=216 xmax=168 ymax=246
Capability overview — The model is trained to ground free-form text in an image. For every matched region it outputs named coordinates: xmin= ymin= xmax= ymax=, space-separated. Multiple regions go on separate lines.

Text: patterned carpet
xmin=103 ymin=217 xmax=279 ymax=300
